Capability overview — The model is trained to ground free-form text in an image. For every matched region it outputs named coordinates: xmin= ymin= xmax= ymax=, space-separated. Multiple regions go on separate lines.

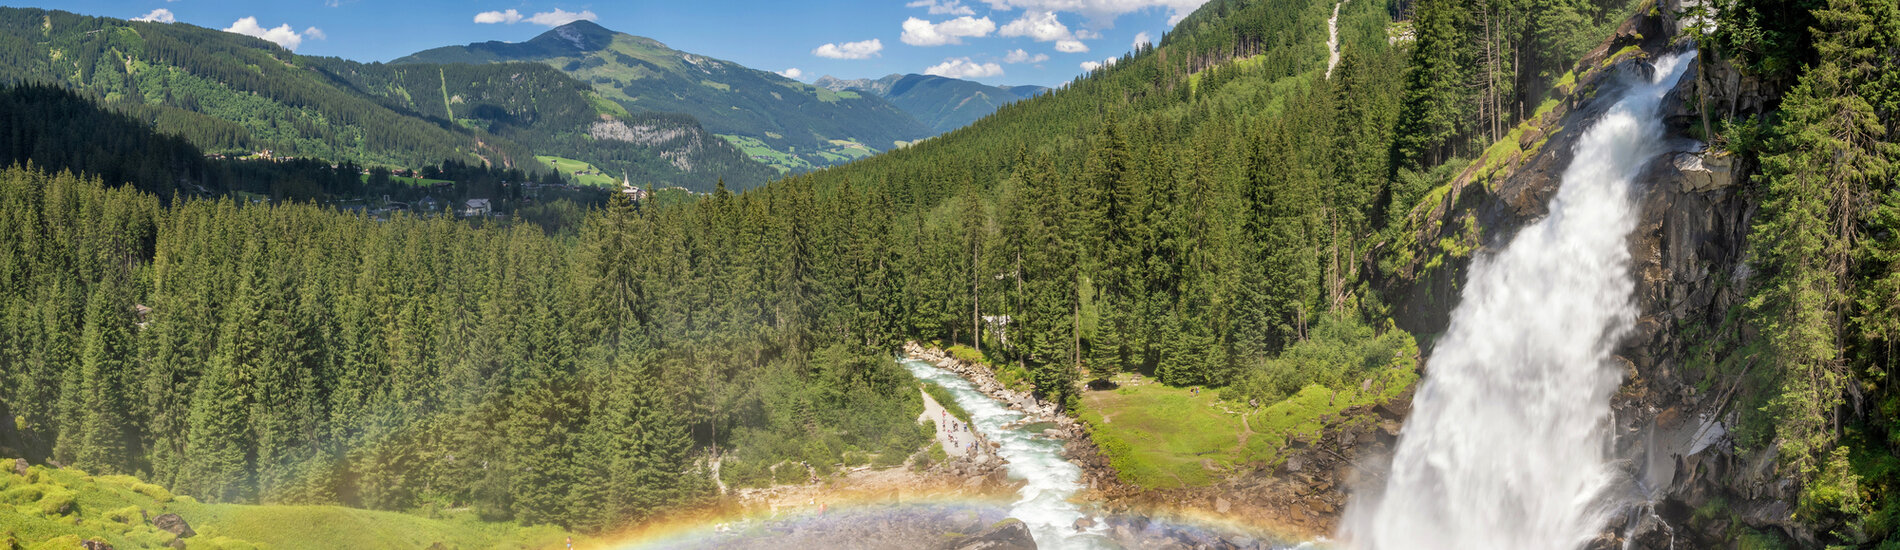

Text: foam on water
xmin=901 ymin=358 xmax=1115 ymax=549
xmin=1342 ymin=51 xmax=1697 ymax=550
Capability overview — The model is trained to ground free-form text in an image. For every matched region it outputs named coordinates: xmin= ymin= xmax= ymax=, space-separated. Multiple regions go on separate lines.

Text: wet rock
xmin=80 ymin=540 xmax=113 ymax=550
xmin=1673 ymin=151 xmax=1735 ymax=192
xmin=152 ymin=513 xmax=195 ymax=538
xmin=1073 ymin=516 xmax=1096 ymax=531
xmin=944 ymin=518 xmax=1037 ymax=550
xmin=1215 ymin=497 xmax=1231 ymax=514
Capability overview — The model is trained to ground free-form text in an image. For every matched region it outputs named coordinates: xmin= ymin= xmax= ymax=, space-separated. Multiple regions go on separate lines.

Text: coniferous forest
xmin=0 ymin=0 xmax=1896 ymax=546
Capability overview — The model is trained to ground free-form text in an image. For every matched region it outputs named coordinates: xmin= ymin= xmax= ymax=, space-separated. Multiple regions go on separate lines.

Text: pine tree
xmin=71 ymin=273 xmax=139 ymax=474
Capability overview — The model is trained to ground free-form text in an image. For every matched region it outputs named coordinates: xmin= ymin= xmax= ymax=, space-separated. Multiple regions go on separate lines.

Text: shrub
xmin=1 ymin=485 xmax=44 ymax=505
xmin=36 ymin=488 xmax=76 ymax=516
xmin=105 ymin=505 xmax=144 ymax=525
xmin=28 ymin=535 xmax=84 ymax=550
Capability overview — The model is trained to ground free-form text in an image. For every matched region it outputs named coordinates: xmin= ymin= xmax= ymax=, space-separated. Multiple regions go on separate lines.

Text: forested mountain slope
xmin=306 ymin=59 xmax=776 ymax=191
xmin=815 ymin=73 xmax=1048 ymax=134
xmin=0 ymin=8 xmax=770 ymax=191
xmin=397 ymin=21 xmax=934 ymax=173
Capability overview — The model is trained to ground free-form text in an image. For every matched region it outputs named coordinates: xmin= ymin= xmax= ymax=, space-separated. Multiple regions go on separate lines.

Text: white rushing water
xmin=900 ymin=358 xmax=1114 ymax=549
xmin=1343 ymin=51 xmax=1696 ymax=550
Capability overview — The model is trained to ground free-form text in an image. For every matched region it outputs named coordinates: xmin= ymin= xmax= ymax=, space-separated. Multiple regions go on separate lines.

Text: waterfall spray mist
xmin=1343 ymin=51 xmax=1697 ymax=550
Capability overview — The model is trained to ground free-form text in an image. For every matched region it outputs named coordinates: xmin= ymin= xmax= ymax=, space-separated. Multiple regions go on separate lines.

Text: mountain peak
xmin=533 ymin=20 xmax=617 ymax=53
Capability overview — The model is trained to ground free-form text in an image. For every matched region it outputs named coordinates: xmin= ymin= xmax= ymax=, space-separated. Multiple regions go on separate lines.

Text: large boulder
xmin=943 ymin=518 xmax=1037 ymax=550
xmin=152 ymin=513 xmax=196 ymax=538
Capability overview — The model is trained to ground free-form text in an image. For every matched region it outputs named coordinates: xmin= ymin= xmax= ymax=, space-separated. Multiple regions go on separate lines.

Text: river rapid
xmin=899 ymin=358 xmax=1114 ymax=549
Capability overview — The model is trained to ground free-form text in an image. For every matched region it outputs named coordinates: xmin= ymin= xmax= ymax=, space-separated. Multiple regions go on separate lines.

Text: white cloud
xmin=979 ymin=0 xmax=1211 ymax=29
xmin=812 ymin=39 xmax=884 ymax=59
xmin=474 ymin=9 xmax=523 ymax=24
xmin=901 ymin=16 xmax=995 ymax=46
xmin=1001 ymin=11 xmax=1091 ymax=52
xmin=223 ymin=17 xmax=323 ymax=51
xmin=1080 ymin=56 xmax=1118 ymax=71
xmin=999 ymin=11 xmax=1070 ymax=42
xmin=1002 ymin=49 xmax=1048 ymax=63
xmin=778 ymin=68 xmax=804 ymax=79
xmin=132 ymin=8 xmax=175 ymax=23
xmin=525 ymin=8 xmax=597 ymax=26
xmin=1132 ymin=31 xmax=1152 ymax=49
xmin=925 ymin=57 xmax=1005 ymax=79
xmin=474 ymin=8 xmax=598 ymax=27
xmin=906 ymin=0 xmax=977 ymax=15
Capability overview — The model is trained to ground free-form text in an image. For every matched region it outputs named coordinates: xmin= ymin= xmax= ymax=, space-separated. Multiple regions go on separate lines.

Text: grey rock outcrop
xmin=153 ymin=513 xmax=196 ymax=538
xmin=943 ymin=518 xmax=1037 ymax=550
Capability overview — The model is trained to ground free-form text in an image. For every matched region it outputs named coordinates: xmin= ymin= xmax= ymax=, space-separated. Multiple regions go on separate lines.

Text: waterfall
xmin=1343 ymin=51 xmax=1696 ymax=550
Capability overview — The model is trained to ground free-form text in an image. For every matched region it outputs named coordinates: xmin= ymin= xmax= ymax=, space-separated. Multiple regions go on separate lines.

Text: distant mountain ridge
xmin=397 ymin=21 xmax=934 ymax=173
xmin=0 ymin=7 xmax=770 ymax=192
xmin=815 ymin=74 xmax=1048 ymax=134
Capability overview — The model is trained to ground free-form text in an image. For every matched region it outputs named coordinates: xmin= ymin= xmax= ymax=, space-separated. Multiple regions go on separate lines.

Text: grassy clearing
xmin=536 ymin=155 xmax=621 ymax=187
xmin=1077 ymin=364 xmax=1416 ymax=490
xmin=0 ymin=458 xmax=571 ymax=550
xmin=358 ymin=173 xmax=454 ymax=187
xmin=717 ymin=134 xmax=811 ymax=173
xmin=1076 ymin=378 xmax=1245 ymax=488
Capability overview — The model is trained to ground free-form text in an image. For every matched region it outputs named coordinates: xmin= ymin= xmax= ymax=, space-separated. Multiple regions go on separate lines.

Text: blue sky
xmin=26 ymin=0 xmax=1211 ymax=87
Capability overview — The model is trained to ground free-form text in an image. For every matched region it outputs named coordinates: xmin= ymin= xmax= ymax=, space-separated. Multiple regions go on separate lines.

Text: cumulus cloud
xmin=778 ymin=68 xmax=804 ymax=79
xmin=132 ymin=8 xmax=175 ymax=23
xmin=999 ymin=11 xmax=1069 ymax=41
xmin=526 ymin=8 xmax=597 ymax=26
xmin=1001 ymin=11 xmax=1089 ymax=51
xmin=980 ymin=0 xmax=1211 ymax=28
xmin=812 ymin=39 xmax=884 ymax=59
xmin=223 ymin=17 xmax=323 ymax=51
xmin=1132 ymin=31 xmax=1152 ymax=49
xmin=474 ymin=8 xmax=598 ymax=27
xmin=474 ymin=9 xmax=524 ymax=24
xmin=901 ymin=16 xmax=995 ymax=46
xmin=906 ymin=0 xmax=976 ymax=15
xmin=925 ymin=57 xmax=1004 ymax=79
xmin=1002 ymin=49 xmax=1048 ymax=64
xmin=1080 ymin=56 xmax=1118 ymax=71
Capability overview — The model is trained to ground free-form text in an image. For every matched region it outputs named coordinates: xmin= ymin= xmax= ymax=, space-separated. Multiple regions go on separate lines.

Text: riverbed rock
xmin=944 ymin=518 xmax=1037 ymax=550
xmin=152 ymin=513 xmax=195 ymax=538
xmin=1073 ymin=516 xmax=1096 ymax=531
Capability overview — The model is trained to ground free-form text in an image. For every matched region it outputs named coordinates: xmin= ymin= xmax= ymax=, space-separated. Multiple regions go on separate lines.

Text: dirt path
xmin=1326 ymin=0 xmax=1349 ymax=79
xmin=918 ymin=389 xmax=980 ymax=458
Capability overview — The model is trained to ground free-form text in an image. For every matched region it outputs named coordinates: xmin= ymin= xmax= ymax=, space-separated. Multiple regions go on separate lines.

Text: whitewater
xmin=900 ymin=358 xmax=1116 ymax=549
xmin=1343 ymin=51 xmax=1697 ymax=550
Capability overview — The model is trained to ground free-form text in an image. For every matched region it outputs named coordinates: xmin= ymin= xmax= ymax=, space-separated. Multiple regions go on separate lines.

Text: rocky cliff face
xmin=1370 ymin=2 xmax=1807 ymax=546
